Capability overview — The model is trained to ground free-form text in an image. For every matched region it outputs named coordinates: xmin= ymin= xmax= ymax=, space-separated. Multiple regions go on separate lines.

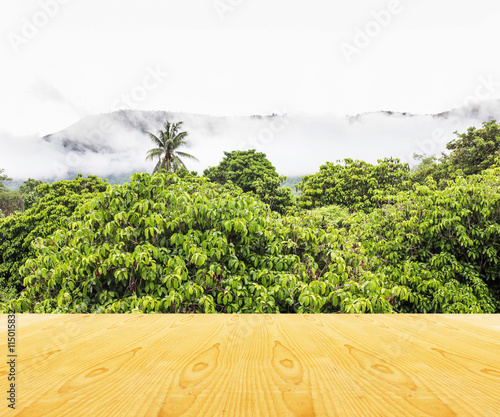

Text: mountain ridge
xmin=3 ymin=100 xmax=500 ymax=183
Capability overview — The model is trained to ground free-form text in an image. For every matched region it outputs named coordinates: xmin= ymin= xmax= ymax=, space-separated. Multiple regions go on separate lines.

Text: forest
xmin=0 ymin=120 xmax=499 ymax=314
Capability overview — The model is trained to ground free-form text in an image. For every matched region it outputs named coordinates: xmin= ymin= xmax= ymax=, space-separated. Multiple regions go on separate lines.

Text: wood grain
xmin=1 ymin=314 xmax=499 ymax=416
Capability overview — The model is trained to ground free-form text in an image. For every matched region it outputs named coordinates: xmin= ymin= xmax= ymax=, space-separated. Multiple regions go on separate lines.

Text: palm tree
xmin=145 ymin=121 xmax=199 ymax=173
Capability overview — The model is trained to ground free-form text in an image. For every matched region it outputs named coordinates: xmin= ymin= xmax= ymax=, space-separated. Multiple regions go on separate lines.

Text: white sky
xmin=1 ymin=0 xmax=500 ymax=136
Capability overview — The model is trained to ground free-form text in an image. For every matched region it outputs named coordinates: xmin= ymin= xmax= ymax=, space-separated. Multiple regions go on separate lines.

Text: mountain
xmin=434 ymin=99 xmax=500 ymax=120
xmin=3 ymin=101 xmax=500 ymax=183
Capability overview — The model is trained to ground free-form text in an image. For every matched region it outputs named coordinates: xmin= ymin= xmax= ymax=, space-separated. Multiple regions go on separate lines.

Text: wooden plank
xmin=1 ymin=314 xmax=499 ymax=416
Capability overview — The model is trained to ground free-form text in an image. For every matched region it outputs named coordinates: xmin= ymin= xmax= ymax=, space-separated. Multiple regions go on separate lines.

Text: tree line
xmin=0 ymin=119 xmax=499 ymax=313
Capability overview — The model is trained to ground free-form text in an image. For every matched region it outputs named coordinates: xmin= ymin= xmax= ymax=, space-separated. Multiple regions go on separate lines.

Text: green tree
xmin=0 ymin=175 xmax=108 ymax=291
xmin=0 ymin=169 xmax=23 ymax=216
xmin=444 ymin=120 xmax=500 ymax=176
xmin=145 ymin=121 xmax=199 ymax=173
xmin=0 ymin=191 xmax=23 ymax=217
xmin=412 ymin=120 xmax=500 ymax=186
xmin=4 ymin=171 xmax=497 ymax=315
xmin=204 ymin=150 xmax=294 ymax=214
xmin=411 ymin=153 xmax=440 ymax=184
xmin=298 ymin=158 xmax=411 ymax=212
xmin=0 ymin=169 xmax=10 ymax=190
xmin=19 ymin=179 xmax=45 ymax=211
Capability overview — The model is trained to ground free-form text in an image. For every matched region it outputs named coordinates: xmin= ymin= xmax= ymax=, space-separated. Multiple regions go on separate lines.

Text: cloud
xmin=1 ymin=103 xmax=498 ymax=182
xmin=29 ymin=80 xmax=88 ymax=119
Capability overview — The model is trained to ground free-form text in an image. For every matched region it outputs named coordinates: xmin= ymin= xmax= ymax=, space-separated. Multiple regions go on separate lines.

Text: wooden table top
xmin=1 ymin=314 xmax=499 ymax=416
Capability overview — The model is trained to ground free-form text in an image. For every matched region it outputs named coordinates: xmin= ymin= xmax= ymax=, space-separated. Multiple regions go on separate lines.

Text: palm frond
xmin=145 ymin=131 xmax=164 ymax=148
xmin=175 ymin=151 xmax=200 ymax=162
xmin=145 ymin=148 xmax=164 ymax=161
xmin=163 ymin=121 xmax=173 ymax=134
xmin=173 ymin=130 xmax=188 ymax=142
xmin=170 ymin=121 xmax=183 ymax=133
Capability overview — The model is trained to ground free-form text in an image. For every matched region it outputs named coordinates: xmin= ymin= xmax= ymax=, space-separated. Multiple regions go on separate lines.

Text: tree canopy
xmin=1 ymin=170 xmax=497 ymax=314
xmin=0 ymin=169 xmax=10 ymax=190
xmin=0 ymin=175 xmax=108 ymax=290
xmin=1 ymin=172 xmax=391 ymax=314
xmin=353 ymin=167 xmax=500 ymax=313
xmin=1 ymin=120 xmax=500 ymax=315
xmin=0 ymin=169 xmax=23 ymax=217
xmin=204 ymin=150 xmax=294 ymax=214
xmin=412 ymin=120 xmax=500 ymax=186
xmin=297 ymin=157 xmax=411 ymax=212
xmin=18 ymin=178 xmax=45 ymax=211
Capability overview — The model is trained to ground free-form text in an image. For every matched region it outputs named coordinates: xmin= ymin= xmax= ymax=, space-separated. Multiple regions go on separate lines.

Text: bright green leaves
xmin=5 ymin=168 xmax=496 ymax=315
xmin=353 ymin=167 xmax=500 ymax=313
xmin=57 ymin=289 xmax=72 ymax=307
xmin=2 ymin=172 xmax=384 ymax=314
xmin=297 ymin=158 xmax=411 ymax=212
xmin=413 ymin=120 xmax=500 ymax=186
xmin=0 ymin=175 xmax=108 ymax=290
xmin=204 ymin=149 xmax=294 ymax=214
xmin=192 ymin=252 xmax=207 ymax=268
xmin=224 ymin=220 xmax=232 ymax=233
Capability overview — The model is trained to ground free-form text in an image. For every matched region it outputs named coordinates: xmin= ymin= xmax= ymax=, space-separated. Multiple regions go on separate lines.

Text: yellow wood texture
xmin=1 ymin=314 xmax=499 ymax=416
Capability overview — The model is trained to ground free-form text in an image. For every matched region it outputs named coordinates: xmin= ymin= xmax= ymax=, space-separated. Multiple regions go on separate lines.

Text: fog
xmin=1 ymin=102 xmax=499 ymax=182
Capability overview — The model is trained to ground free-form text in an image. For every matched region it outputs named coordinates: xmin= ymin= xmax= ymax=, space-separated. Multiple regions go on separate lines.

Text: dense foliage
xmin=297 ymin=158 xmax=411 ymax=212
xmin=307 ymin=205 xmax=353 ymax=229
xmin=204 ymin=150 xmax=294 ymax=214
xmin=355 ymin=168 xmax=500 ymax=313
xmin=18 ymin=178 xmax=45 ymax=210
xmin=0 ymin=175 xmax=108 ymax=290
xmin=412 ymin=120 xmax=500 ymax=186
xmin=1 ymin=120 xmax=499 ymax=315
xmin=0 ymin=190 xmax=23 ymax=218
xmin=0 ymin=169 xmax=23 ymax=216
xmin=1 ymin=173 xmax=394 ymax=314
